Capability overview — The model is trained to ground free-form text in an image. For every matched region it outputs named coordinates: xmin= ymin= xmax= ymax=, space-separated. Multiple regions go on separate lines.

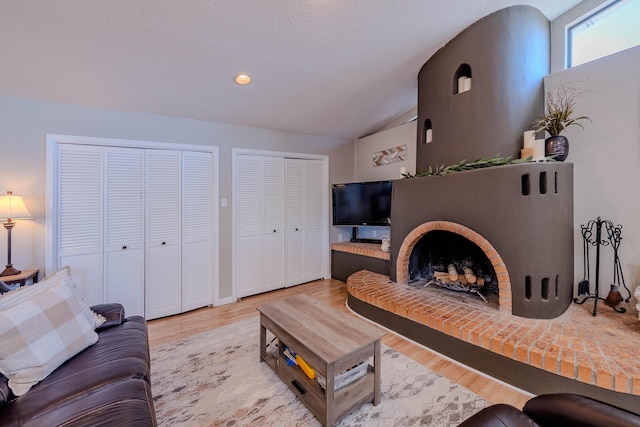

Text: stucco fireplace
xmin=390 ymin=162 xmax=574 ymax=319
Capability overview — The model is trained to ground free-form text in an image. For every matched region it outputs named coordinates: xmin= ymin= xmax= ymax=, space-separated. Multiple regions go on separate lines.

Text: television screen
xmin=332 ymin=181 xmax=392 ymax=226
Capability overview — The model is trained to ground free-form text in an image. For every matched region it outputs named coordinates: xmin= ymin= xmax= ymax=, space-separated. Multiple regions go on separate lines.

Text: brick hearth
xmin=347 ymin=270 xmax=640 ymax=395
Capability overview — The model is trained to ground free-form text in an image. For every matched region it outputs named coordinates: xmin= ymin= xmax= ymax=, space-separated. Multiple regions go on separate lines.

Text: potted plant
xmin=532 ymin=83 xmax=591 ymax=161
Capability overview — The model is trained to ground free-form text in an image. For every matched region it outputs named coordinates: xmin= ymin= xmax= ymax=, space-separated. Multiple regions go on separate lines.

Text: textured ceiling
xmin=0 ymin=0 xmax=581 ymax=140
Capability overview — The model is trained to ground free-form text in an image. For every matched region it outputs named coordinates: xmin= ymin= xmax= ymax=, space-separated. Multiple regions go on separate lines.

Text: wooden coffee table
xmin=257 ymin=294 xmax=386 ymax=426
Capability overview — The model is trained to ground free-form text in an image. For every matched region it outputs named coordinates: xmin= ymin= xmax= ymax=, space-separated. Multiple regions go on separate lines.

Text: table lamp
xmin=0 ymin=191 xmax=33 ymax=277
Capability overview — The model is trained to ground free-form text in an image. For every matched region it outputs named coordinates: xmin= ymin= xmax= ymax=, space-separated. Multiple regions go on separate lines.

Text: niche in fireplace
xmin=409 ymin=230 xmax=498 ymax=306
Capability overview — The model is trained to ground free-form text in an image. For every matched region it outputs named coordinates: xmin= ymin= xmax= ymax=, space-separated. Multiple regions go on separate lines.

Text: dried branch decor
xmin=532 ymin=83 xmax=591 ymax=137
xmin=402 ymin=155 xmax=533 ymax=179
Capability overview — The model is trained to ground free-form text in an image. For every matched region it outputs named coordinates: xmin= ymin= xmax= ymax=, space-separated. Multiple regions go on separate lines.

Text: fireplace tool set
xmin=574 ymin=217 xmax=631 ymax=316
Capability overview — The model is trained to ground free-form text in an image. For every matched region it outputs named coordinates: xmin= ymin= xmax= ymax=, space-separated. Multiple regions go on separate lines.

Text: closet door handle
xmin=122 ymin=245 xmax=127 ymax=250
xmin=273 ymin=229 xmax=276 ymax=233
xmin=161 ymin=241 xmax=166 ymax=245
xmin=295 ymin=228 xmax=299 ymax=231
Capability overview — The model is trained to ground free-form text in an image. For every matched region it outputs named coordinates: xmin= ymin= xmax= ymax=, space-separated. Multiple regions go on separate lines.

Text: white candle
xmin=523 ymin=130 xmax=535 ymax=148
xmin=458 ymin=76 xmax=466 ymax=94
xmin=463 ymin=77 xmax=472 ymax=92
xmin=425 ymin=128 xmax=433 ymax=143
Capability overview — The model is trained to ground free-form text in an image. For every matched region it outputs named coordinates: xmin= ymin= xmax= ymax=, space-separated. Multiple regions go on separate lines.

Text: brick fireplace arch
xmin=396 ymin=220 xmax=512 ymax=313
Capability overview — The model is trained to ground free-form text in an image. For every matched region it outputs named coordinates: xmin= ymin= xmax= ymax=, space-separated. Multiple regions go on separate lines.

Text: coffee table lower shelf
xmin=263 ymin=344 xmax=376 ymax=426
xmin=257 ymin=294 xmax=385 ymax=427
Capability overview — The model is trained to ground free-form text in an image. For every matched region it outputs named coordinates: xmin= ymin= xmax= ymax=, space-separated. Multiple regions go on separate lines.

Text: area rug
xmin=151 ymin=316 xmax=488 ymax=426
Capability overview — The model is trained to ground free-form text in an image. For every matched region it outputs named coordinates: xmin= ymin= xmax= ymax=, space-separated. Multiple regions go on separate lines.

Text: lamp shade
xmin=0 ymin=191 xmax=32 ymax=221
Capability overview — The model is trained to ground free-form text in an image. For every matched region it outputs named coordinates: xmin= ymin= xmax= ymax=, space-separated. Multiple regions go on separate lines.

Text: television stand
xmin=351 ymin=227 xmax=382 ymax=245
xmin=351 ymin=238 xmax=382 ymax=244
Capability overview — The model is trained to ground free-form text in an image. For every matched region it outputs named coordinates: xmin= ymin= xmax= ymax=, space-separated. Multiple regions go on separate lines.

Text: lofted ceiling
xmin=0 ymin=0 xmax=581 ymax=140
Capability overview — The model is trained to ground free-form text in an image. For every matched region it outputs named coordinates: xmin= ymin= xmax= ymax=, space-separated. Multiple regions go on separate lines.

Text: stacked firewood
xmin=432 ymin=264 xmax=485 ymax=287
xmin=427 ymin=263 xmax=487 ymax=303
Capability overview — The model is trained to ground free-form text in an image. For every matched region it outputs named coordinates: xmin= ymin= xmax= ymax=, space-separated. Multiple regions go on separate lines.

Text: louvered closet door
xmin=285 ymin=159 xmax=306 ymax=286
xmin=57 ymin=144 xmax=104 ymax=306
xmin=104 ymin=147 xmax=145 ymax=316
xmin=181 ymin=151 xmax=214 ymax=311
xmin=236 ymin=155 xmax=263 ymax=297
xmin=145 ymin=150 xmax=181 ymax=319
xmin=262 ymin=157 xmax=285 ymax=292
xmin=304 ymin=159 xmax=325 ymax=282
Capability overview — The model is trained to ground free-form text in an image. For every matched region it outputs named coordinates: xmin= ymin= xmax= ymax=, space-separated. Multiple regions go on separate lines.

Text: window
xmin=568 ymin=0 xmax=640 ymax=68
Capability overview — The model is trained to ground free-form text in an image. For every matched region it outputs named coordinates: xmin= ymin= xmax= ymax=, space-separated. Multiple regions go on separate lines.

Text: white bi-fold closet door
xmin=284 ymin=158 xmax=325 ymax=286
xmin=144 ymin=149 xmax=182 ymax=319
xmin=235 ymin=155 xmax=286 ymax=297
xmin=234 ymin=153 xmax=327 ymax=298
xmin=104 ymin=146 xmax=145 ymax=316
xmin=51 ymin=138 xmax=217 ymax=320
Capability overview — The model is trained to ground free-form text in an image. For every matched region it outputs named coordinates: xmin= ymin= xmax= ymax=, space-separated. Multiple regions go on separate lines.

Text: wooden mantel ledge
xmin=331 ymin=242 xmax=390 ymax=260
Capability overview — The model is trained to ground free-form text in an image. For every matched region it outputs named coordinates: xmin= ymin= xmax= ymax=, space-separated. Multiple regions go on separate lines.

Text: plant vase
xmin=545 ymin=135 xmax=569 ymax=161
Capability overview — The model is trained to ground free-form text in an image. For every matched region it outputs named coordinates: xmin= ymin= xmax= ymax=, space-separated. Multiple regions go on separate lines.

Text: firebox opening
xmin=408 ymin=230 xmax=499 ymax=305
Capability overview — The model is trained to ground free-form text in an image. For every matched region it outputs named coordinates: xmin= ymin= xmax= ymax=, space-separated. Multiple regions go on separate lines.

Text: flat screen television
xmin=332 ymin=181 xmax=392 ymax=226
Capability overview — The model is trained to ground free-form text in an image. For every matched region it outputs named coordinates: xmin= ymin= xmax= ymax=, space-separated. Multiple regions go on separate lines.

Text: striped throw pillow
xmin=0 ymin=284 xmax=99 ymax=395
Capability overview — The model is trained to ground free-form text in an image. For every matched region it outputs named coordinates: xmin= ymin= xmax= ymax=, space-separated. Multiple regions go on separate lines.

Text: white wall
xmin=545 ymin=44 xmax=640 ymax=303
xmin=354 ymin=120 xmax=417 ymax=181
xmin=0 ymin=95 xmax=354 ymax=301
xmin=339 ymin=120 xmax=416 ymax=242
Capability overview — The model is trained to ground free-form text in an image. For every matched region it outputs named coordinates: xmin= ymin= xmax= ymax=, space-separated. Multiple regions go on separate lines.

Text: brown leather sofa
xmin=0 ymin=303 xmax=157 ymax=426
xmin=458 ymin=393 xmax=640 ymax=427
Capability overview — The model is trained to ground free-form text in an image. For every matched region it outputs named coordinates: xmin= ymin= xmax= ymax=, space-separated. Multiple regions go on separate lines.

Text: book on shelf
xmin=283 ymin=347 xmax=297 ymax=366
xmin=281 ymin=346 xmax=316 ymax=378
xmin=316 ymin=361 xmax=369 ymax=390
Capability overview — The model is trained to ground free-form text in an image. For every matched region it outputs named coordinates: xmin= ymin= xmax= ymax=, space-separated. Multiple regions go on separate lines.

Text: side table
xmin=1 ymin=269 xmax=39 ymax=287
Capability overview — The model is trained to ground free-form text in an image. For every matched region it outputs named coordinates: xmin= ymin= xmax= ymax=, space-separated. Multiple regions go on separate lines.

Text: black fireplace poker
xmin=573 ymin=217 xmax=631 ymax=316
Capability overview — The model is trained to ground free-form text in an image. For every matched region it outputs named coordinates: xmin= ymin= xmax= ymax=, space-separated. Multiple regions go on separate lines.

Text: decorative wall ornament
xmin=373 ymin=144 xmax=407 ymax=166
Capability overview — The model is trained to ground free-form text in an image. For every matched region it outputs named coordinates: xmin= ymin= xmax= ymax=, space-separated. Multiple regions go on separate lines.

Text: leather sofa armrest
xmin=523 ymin=394 xmax=640 ymax=427
xmin=0 ymin=374 xmax=11 ymax=409
xmin=91 ymin=303 xmax=126 ymax=330
xmin=458 ymin=404 xmax=539 ymax=427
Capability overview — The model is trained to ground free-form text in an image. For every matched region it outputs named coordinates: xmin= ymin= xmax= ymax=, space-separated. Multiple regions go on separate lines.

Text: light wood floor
xmin=147 ymin=278 xmax=531 ymax=409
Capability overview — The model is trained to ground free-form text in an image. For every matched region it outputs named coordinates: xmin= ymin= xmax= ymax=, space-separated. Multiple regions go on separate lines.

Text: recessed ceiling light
xmin=235 ymin=74 xmax=251 ymax=85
